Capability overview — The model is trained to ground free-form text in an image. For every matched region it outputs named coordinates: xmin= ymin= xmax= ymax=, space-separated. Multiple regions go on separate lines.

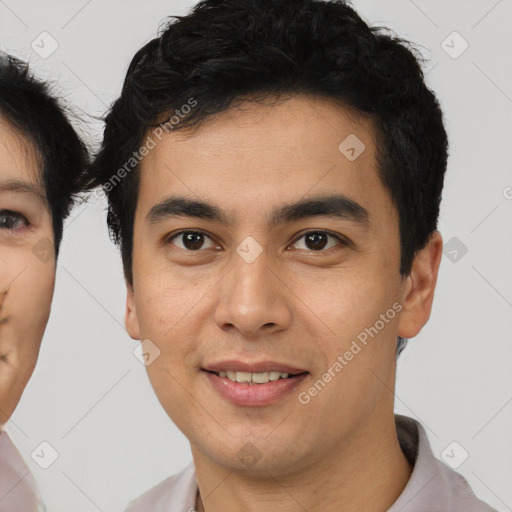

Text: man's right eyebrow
xmin=147 ymin=196 xmax=230 ymax=225
xmin=0 ymin=178 xmax=46 ymax=202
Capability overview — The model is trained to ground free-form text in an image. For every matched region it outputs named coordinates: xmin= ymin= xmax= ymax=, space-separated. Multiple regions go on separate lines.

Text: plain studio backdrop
xmin=1 ymin=1 xmax=511 ymax=511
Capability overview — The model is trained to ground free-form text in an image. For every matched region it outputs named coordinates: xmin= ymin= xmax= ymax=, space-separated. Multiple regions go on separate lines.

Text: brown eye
xmin=291 ymin=231 xmax=345 ymax=252
xmin=168 ymin=230 xmax=218 ymax=251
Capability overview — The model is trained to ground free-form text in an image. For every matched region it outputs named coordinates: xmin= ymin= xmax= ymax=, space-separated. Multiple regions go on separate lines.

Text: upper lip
xmin=203 ymin=360 xmax=308 ymax=375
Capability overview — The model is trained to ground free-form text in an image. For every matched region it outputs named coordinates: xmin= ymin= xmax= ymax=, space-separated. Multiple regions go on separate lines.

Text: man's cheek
xmin=146 ymin=359 xmax=188 ymax=407
xmin=135 ymin=292 xmax=172 ymax=337
xmin=138 ymin=282 xmax=197 ymax=330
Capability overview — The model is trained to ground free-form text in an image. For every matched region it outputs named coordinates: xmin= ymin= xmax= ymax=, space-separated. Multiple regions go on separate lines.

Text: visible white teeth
xmin=235 ymin=371 xmax=252 ymax=383
xmin=252 ymin=372 xmax=270 ymax=383
xmin=217 ymin=371 xmax=292 ymax=383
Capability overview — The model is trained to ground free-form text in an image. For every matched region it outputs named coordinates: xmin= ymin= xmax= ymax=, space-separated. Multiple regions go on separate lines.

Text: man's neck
xmin=192 ymin=413 xmax=413 ymax=512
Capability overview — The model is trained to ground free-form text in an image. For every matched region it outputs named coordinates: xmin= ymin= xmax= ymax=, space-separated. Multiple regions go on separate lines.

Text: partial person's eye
xmin=167 ymin=230 xmax=220 ymax=251
xmin=290 ymin=230 xmax=349 ymax=252
xmin=0 ymin=210 xmax=28 ymax=231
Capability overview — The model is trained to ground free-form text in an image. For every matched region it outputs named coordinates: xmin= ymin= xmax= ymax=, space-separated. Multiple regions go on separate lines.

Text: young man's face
xmin=126 ymin=95 xmax=441 ymax=475
xmin=0 ymin=119 xmax=55 ymax=424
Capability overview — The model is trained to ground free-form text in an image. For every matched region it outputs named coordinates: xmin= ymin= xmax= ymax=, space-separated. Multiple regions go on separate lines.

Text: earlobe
xmin=397 ymin=231 xmax=443 ymax=339
xmin=125 ymin=281 xmax=141 ymax=340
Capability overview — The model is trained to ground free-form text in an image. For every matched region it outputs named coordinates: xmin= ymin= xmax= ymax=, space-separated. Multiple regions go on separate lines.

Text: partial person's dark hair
xmin=0 ymin=53 xmax=89 ymax=255
xmin=88 ymin=0 xmax=448 ymax=284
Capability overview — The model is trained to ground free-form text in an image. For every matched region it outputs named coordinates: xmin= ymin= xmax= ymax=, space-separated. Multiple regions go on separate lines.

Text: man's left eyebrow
xmin=146 ymin=194 xmax=369 ymax=227
xmin=269 ymin=194 xmax=369 ymax=227
xmin=0 ymin=178 xmax=46 ymax=202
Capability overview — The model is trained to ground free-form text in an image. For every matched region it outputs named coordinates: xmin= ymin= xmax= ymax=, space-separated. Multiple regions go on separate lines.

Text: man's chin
xmin=192 ymin=435 xmax=315 ymax=480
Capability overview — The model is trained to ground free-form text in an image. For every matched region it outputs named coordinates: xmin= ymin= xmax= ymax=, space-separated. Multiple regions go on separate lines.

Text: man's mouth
xmin=206 ymin=370 xmax=305 ymax=385
xmin=202 ymin=360 xmax=310 ymax=405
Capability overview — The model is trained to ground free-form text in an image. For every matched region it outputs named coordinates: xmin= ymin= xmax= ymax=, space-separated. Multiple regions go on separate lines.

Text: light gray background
xmin=1 ymin=1 xmax=511 ymax=511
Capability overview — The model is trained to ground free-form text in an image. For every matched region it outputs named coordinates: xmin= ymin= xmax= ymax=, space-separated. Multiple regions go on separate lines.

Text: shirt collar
xmin=389 ymin=414 xmax=493 ymax=511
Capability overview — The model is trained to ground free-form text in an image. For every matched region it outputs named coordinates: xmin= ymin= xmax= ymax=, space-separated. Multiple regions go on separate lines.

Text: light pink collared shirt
xmin=125 ymin=415 xmax=496 ymax=512
xmin=0 ymin=428 xmax=45 ymax=512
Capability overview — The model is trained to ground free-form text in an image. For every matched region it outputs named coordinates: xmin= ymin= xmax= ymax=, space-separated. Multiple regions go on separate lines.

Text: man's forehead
xmin=145 ymin=94 xmax=376 ymax=151
xmin=137 ymin=94 xmax=383 ymax=220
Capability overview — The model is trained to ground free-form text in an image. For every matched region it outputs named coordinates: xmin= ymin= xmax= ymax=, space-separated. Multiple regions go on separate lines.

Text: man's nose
xmin=213 ymin=247 xmax=292 ymax=339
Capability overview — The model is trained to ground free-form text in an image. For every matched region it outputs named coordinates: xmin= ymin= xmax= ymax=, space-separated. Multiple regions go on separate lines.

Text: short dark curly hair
xmin=0 ymin=53 xmax=90 ymax=255
xmin=89 ymin=0 xmax=448 ymax=284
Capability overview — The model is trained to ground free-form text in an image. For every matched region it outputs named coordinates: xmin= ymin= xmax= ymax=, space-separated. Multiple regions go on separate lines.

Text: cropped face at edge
xmin=125 ymin=95 xmax=442 ymax=476
xmin=0 ymin=118 xmax=55 ymax=425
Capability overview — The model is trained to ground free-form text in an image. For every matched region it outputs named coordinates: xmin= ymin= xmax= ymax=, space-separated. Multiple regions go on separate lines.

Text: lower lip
xmin=203 ymin=371 xmax=308 ymax=407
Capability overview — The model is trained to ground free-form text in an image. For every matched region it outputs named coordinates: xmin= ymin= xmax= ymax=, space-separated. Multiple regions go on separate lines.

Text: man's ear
xmin=397 ymin=231 xmax=443 ymax=339
xmin=125 ymin=280 xmax=141 ymax=340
